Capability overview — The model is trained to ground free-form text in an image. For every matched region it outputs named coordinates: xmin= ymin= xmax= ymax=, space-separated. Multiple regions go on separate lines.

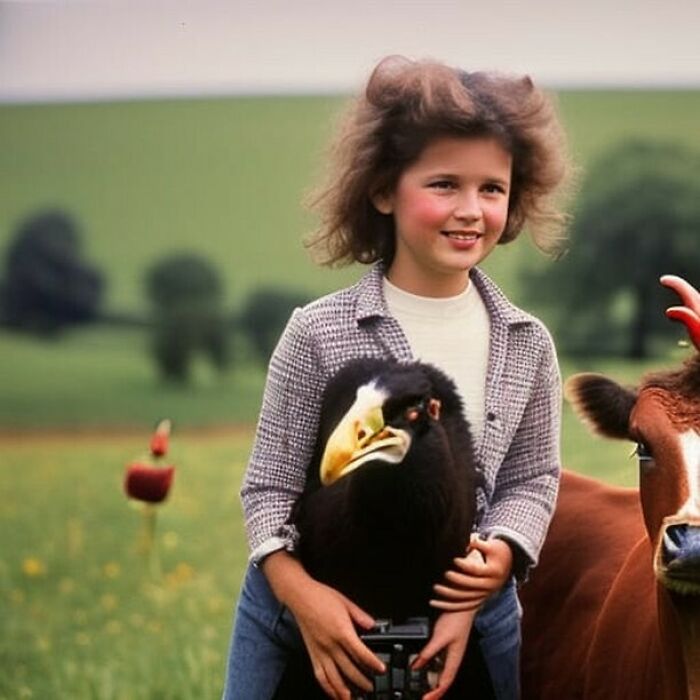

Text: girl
xmin=223 ymin=55 xmax=570 ymax=700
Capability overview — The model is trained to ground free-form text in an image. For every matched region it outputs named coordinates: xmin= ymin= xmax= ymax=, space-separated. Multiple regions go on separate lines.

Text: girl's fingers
xmin=342 ymin=595 xmax=376 ymax=631
xmin=429 ymin=599 xmax=482 ymax=612
xmin=334 ymin=650 xmax=373 ymax=693
xmin=443 ymin=570 xmax=493 ymax=590
xmin=452 ymin=559 xmax=490 ymax=577
xmin=321 ymin=658 xmax=352 ymax=700
xmin=422 ymin=644 xmax=462 ymax=700
xmin=432 ymin=583 xmax=485 ymax=601
xmin=345 ymin=634 xmax=386 ymax=675
xmin=312 ymin=662 xmax=337 ymax=699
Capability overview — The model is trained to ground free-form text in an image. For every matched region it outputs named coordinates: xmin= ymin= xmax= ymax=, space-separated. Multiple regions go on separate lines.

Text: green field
xmin=1 ymin=432 xmax=249 ymax=699
xmin=0 ymin=404 xmax=660 ymax=700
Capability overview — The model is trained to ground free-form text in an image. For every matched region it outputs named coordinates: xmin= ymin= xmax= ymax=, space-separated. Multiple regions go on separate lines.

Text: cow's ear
xmin=564 ymin=373 xmax=637 ymax=440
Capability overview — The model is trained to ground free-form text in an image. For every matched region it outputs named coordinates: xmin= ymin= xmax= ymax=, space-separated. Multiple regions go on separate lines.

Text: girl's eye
xmin=429 ymin=180 xmax=455 ymax=190
xmin=482 ymin=182 xmax=506 ymax=195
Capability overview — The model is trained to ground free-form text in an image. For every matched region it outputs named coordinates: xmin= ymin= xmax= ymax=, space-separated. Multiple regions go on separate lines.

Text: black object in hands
xmin=353 ymin=617 xmax=440 ymax=700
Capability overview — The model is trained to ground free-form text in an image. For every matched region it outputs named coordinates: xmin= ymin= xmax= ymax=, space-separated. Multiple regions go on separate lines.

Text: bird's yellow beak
xmin=319 ymin=389 xmax=411 ymax=486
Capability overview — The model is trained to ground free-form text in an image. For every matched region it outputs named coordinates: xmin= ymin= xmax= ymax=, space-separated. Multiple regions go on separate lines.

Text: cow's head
xmin=566 ymin=276 xmax=700 ymax=596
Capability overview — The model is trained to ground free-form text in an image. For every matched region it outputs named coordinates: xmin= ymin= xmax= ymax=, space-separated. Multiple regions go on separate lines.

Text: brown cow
xmin=521 ymin=275 xmax=700 ymax=700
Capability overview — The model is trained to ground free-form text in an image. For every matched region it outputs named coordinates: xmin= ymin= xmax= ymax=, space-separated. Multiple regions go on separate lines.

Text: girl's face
xmin=375 ymin=136 xmax=512 ymax=297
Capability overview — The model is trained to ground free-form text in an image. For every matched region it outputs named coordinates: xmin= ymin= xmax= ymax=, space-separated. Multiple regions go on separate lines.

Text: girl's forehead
xmin=410 ymin=135 xmax=512 ymax=174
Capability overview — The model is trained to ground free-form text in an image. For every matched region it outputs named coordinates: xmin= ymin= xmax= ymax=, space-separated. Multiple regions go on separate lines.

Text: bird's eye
xmin=405 ymin=407 xmax=420 ymax=422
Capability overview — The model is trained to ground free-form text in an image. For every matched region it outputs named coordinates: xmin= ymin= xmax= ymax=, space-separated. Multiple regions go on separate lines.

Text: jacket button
xmin=486 ymin=411 xmax=496 ymax=422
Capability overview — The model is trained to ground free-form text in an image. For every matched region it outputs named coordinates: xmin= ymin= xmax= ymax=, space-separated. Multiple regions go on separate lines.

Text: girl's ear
xmin=371 ymin=190 xmax=394 ymax=215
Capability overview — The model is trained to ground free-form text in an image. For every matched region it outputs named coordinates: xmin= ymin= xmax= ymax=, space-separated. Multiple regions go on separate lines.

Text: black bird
xmin=293 ymin=357 xmax=477 ymax=623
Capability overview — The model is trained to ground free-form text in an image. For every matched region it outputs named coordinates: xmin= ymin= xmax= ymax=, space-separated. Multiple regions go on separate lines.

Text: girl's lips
xmin=440 ymin=230 xmax=482 ymax=241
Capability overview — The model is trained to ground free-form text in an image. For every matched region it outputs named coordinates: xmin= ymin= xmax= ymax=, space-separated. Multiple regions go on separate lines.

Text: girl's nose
xmin=453 ymin=191 xmax=481 ymax=222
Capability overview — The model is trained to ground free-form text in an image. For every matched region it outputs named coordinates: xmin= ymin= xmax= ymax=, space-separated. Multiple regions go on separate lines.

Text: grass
xmin=0 ymin=432 xmax=249 ymax=700
xmin=0 ymin=402 xmax=662 ymax=699
xmin=0 ymin=326 xmax=267 ymax=429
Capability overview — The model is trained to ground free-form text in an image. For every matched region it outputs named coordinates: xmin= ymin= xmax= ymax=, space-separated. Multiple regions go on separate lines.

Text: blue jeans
xmin=222 ymin=565 xmax=521 ymax=700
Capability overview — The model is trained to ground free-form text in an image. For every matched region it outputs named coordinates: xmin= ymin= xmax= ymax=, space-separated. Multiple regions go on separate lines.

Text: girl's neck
xmin=385 ymin=266 xmax=472 ymax=298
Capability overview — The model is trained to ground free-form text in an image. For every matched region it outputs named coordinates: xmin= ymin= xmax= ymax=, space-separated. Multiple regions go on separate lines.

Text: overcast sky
xmin=1 ymin=0 xmax=699 ymax=103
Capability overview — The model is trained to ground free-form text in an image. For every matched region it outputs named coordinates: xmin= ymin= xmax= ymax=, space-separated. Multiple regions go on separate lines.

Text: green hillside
xmin=1 ymin=90 xmax=698 ymax=429
xmin=2 ymin=90 xmax=699 ymax=313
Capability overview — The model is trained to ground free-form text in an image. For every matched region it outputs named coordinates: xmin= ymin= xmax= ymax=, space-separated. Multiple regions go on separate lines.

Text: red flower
xmin=150 ymin=419 xmax=171 ymax=458
xmin=124 ymin=462 xmax=175 ymax=503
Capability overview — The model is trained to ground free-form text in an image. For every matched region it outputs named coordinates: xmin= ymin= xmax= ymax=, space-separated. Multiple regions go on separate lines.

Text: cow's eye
xmin=636 ymin=442 xmax=655 ymax=468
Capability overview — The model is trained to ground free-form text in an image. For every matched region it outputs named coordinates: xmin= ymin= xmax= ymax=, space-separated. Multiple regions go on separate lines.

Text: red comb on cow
xmin=660 ymin=275 xmax=700 ymax=350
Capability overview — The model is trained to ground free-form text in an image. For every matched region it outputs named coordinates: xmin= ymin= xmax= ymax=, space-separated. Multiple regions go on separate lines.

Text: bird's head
xmin=318 ymin=360 xmax=460 ymax=486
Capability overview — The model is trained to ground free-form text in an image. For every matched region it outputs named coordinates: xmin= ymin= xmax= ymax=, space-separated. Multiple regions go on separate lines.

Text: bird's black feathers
xmin=292 ymin=357 xmax=477 ymax=622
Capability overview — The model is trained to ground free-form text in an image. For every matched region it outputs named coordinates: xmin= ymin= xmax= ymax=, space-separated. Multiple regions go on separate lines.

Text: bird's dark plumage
xmin=292 ymin=357 xmax=477 ymax=622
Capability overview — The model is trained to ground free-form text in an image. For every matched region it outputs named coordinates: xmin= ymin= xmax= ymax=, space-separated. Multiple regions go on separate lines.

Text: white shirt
xmin=383 ymin=276 xmax=491 ymax=444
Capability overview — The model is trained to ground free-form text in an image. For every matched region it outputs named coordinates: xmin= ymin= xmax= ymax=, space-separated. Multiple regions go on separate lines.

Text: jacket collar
xmin=354 ymin=261 xmax=533 ymax=327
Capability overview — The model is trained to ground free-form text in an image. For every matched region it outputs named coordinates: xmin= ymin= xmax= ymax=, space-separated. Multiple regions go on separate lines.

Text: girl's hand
xmin=430 ymin=535 xmax=513 ymax=612
xmin=263 ymin=551 xmax=385 ymax=699
xmin=411 ymin=609 xmax=476 ymax=700
xmin=291 ymin=579 xmax=386 ymax=699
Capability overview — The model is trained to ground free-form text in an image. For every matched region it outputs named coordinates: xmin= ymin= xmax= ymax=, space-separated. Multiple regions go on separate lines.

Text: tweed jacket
xmin=240 ymin=263 xmax=561 ymax=579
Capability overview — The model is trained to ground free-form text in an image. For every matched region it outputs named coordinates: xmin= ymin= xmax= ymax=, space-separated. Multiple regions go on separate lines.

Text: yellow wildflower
xmin=165 ymin=562 xmax=195 ymax=588
xmin=22 ymin=557 xmax=46 ymax=577
xmin=102 ymin=562 xmax=121 ymax=579
xmin=100 ymin=594 xmax=118 ymax=611
xmin=105 ymin=620 xmax=123 ymax=635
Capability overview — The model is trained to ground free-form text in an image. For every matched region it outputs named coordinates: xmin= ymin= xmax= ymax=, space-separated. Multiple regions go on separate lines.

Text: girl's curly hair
xmin=305 ymin=55 xmax=572 ymax=266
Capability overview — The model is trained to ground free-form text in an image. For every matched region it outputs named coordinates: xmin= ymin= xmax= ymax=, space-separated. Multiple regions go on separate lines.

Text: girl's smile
xmin=374 ymin=136 xmax=512 ymax=297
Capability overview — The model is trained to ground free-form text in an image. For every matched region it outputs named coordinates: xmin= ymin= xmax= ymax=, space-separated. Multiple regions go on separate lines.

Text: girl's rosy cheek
xmin=406 ymin=195 xmax=448 ymax=225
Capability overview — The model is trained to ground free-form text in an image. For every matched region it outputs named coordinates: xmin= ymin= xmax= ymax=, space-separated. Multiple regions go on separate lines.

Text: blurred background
xmin=1 ymin=1 xmax=699 ymax=697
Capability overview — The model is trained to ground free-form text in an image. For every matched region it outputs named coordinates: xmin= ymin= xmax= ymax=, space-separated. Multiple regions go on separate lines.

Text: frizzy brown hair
xmin=305 ymin=55 xmax=572 ymax=266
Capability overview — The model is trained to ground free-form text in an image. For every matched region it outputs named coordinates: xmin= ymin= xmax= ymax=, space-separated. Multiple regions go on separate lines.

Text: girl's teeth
xmin=445 ymin=232 xmax=477 ymax=241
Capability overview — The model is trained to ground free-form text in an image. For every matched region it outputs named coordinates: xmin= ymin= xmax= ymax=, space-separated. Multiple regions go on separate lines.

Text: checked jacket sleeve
xmin=240 ymin=308 xmax=326 ymax=566
xmin=480 ymin=330 xmax=562 ymax=581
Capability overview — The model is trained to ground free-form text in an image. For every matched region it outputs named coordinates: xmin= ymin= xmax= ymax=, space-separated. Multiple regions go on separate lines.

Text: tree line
xmin=0 ymin=209 xmax=310 ymax=382
xmin=2 ymin=138 xmax=700 ymax=373
xmin=523 ymin=139 xmax=700 ymax=358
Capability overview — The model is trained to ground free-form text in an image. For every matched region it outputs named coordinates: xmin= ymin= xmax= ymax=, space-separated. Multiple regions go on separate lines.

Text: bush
xmin=238 ymin=288 xmax=311 ymax=364
xmin=523 ymin=139 xmax=700 ymax=358
xmin=145 ymin=253 xmax=230 ymax=382
xmin=0 ymin=209 xmax=104 ymax=335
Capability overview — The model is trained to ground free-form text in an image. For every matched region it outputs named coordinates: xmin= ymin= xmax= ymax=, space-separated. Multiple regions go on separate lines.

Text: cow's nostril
xmin=662 ymin=527 xmax=683 ymax=563
xmin=662 ymin=524 xmax=700 ymax=571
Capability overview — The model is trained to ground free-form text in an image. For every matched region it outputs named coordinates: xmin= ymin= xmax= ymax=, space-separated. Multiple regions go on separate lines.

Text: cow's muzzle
xmin=656 ymin=522 xmax=700 ymax=595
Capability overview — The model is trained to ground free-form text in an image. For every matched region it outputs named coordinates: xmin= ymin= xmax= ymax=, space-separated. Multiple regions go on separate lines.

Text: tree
xmin=145 ymin=253 xmax=230 ymax=382
xmin=524 ymin=140 xmax=700 ymax=358
xmin=238 ymin=288 xmax=311 ymax=364
xmin=0 ymin=209 xmax=104 ymax=335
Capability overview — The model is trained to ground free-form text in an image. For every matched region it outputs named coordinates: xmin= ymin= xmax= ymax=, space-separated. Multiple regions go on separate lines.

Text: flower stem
xmin=140 ymin=505 xmax=161 ymax=580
